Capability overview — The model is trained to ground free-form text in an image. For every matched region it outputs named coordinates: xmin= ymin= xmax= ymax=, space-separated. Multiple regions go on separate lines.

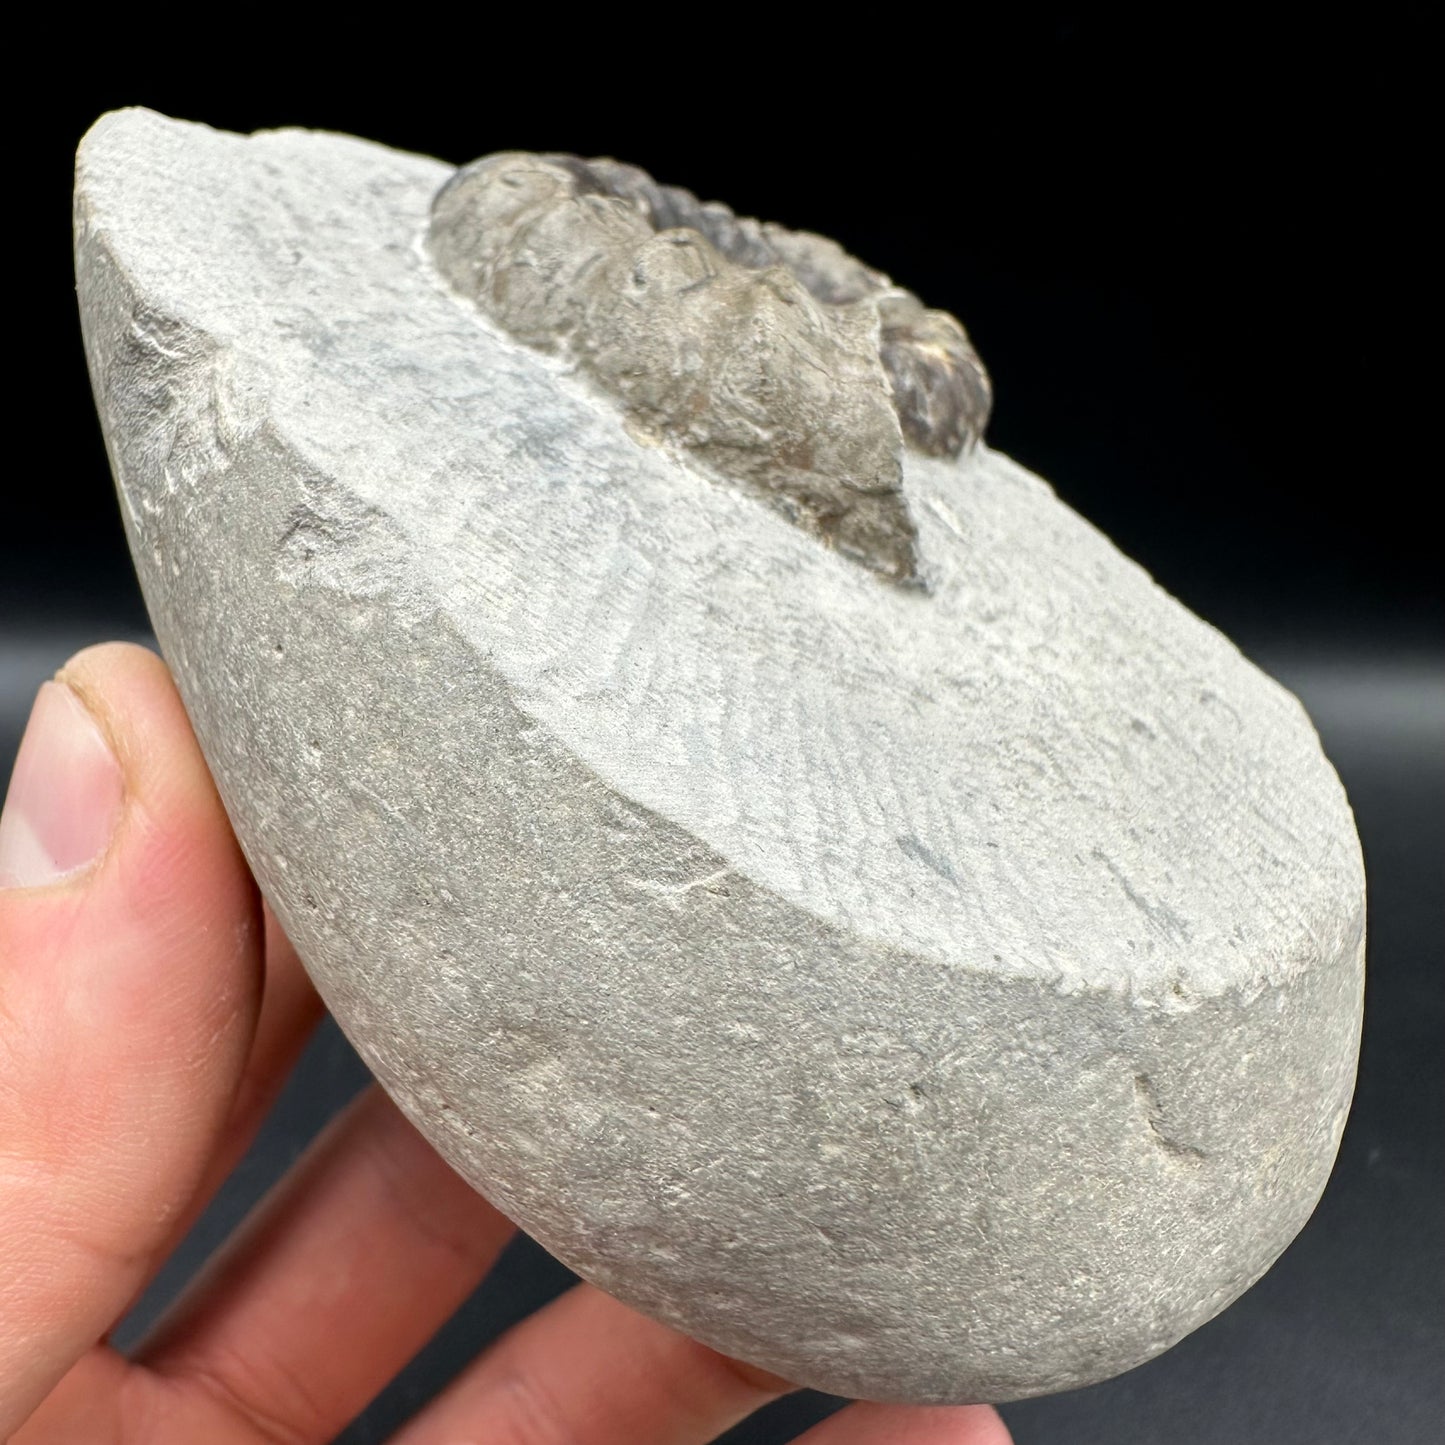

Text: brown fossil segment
xmin=427 ymin=153 xmax=991 ymax=584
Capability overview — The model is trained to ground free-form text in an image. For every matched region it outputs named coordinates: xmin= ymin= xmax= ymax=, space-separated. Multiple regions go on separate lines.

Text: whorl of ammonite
xmin=429 ymin=153 xmax=991 ymax=584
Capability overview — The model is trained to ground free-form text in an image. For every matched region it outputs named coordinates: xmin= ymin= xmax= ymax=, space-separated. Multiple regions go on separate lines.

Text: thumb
xmin=0 ymin=643 xmax=265 ymax=1431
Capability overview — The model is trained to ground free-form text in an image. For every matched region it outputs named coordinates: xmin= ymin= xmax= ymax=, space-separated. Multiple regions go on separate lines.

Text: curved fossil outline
xmin=428 ymin=153 xmax=991 ymax=585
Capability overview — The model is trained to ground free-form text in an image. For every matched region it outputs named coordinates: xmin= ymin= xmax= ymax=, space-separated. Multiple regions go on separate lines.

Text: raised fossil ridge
xmin=428 ymin=153 xmax=991 ymax=584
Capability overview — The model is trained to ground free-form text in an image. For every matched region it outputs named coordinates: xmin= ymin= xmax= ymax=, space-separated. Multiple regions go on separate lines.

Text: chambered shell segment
xmin=429 ymin=153 xmax=991 ymax=583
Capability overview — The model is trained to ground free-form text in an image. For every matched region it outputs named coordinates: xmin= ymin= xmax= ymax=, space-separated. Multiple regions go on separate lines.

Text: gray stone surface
xmin=74 ymin=109 xmax=1365 ymax=1405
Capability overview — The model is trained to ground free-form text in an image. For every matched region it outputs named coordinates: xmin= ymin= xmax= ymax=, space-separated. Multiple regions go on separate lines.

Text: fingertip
xmin=4 ymin=639 xmax=263 ymax=1055
xmin=801 ymin=1399 xmax=1014 ymax=1445
xmin=0 ymin=678 xmax=124 ymax=890
xmin=57 ymin=641 xmax=225 ymax=830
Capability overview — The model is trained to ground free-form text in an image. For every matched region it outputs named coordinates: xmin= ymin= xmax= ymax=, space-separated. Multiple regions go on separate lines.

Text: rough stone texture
xmin=74 ymin=109 xmax=1365 ymax=1406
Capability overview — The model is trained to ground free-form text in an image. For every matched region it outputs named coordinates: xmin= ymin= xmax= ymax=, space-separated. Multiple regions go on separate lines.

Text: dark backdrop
xmin=5 ymin=14 xmax=1440 ymax=1444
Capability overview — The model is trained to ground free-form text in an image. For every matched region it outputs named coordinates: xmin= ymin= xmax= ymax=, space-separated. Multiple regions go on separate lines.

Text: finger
xmin=0 ymin=643 xmax=265 ymax=1433
xmin=139 ymin=1085 xmax=516 ymax=1444
xmin=217 ymin=908 xmax=324 ymax=1178
xmin=153 ymin=908 xmax=324 ymax=1259
xmin=389 ymin=1282 xmax=792 ymax=1445
xmin=14 ymin=1340 xmax=306 ymax=1445
xmin=795 ymin=1400 xmax=1012 ymax=1445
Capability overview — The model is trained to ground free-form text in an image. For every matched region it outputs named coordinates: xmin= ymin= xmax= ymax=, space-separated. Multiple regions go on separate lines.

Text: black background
xmin=4 ymin=13 xmax=1440 ymax=1443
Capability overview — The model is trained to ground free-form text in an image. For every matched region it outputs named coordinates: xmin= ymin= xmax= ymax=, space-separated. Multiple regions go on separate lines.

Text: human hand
xmin=1 ymin=643 xmax=1011 ymax=1445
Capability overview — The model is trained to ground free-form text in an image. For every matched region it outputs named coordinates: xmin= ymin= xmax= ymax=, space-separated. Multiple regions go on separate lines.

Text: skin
xmin=0 ymin=642 xmax=1011 ymax=1445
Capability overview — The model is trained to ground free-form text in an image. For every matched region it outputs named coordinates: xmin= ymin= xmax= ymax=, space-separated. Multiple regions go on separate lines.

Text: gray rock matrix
xmin=74 ymin=109 xmax=1364 ymax=1405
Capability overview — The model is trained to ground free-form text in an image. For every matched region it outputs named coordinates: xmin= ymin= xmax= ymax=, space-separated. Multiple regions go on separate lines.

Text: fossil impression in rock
xmin=74 ymin=109 xmax=1365 ymax=1405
